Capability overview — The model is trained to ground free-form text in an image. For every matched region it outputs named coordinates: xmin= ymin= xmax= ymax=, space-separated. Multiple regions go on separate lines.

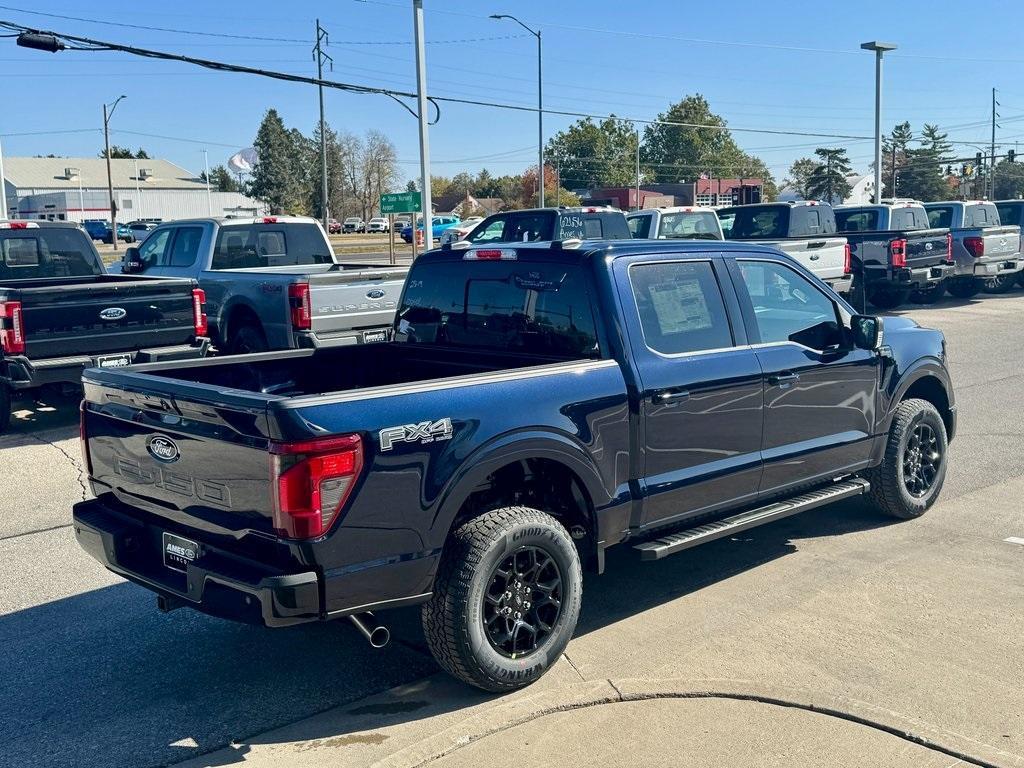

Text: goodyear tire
xmin=865 ymin=398 xmax=948 ymax=520
xmin=228 ymin=324 xmax=268 ymax=355
xmin=422 ymin=506 xmax=582 ymax=692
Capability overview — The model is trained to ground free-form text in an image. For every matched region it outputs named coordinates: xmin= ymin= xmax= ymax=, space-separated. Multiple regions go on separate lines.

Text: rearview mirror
xmin=122 ymin=246 xmax=143 ymax=274
xmin=851 ymin=315 xmax=883 ymax=350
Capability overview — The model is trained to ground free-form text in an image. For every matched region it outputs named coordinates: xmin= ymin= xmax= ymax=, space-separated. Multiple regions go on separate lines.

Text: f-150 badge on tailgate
xmin=379 ymin=418 xmax=453 ymax=451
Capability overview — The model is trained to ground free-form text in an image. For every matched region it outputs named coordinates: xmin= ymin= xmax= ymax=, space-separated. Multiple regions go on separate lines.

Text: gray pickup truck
xmin=119 ymin=217 xmax=408 ymax=353
xmin=923 ymin=201 xmax=1021 ymax=297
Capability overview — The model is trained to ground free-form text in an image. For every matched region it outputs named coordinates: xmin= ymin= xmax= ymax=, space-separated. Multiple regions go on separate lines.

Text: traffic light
xmin=976 ymin=152 xmax=983 ymax=167
xmin=946 ymin=165 xmax=953 ymax=175
xmin=1009 ymin=149 xmax=1016 ymax=163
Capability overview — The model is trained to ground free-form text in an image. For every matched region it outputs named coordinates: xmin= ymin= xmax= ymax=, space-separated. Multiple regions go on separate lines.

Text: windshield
xmin=396 ymin=258 xmax=600 ymax=359
xmin=211 ymin=223 xmax=335 ymax=269
xmin=0 ymin=227 xmax=102 ymax=279
xmin=658 ymin=212 xmax=721 ymax=239
xmin=718 ymin=206 xmax=789 ymax=239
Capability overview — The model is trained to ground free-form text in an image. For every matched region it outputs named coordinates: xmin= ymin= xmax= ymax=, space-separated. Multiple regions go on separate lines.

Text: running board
xmin=633 ymin=478 xmax=870 ymax=561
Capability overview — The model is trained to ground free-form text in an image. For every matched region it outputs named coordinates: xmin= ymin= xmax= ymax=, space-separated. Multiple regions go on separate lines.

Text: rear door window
xmin=658 ymin=212 xmax=720 ymax=239
xmin=996 ymin=203 xmax=1022 ymax=226
xmin=137 ymin=228 xmax=172 ymax=271
xmin=628 ymin=214 xmax=652 ymax=238
xmin=0 ymin=228 xmax=102 ymax=279
xmin=467 ymin=216 xmax=509 ymax=243
xmin=835 ymin=209 xmax=878 ymax=232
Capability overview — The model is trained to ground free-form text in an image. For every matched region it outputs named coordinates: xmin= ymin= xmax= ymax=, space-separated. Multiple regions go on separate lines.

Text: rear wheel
xmin=865 ymin=398 xmax=947 ymax=519
xmin=422 ymin=506 xmax=583 ymax=692
xmin=909 ymin=281 xmax=946 ymax=304
xmin=867 ymin=287 xmax=909 ymax=311
xmin=984 ymin=273 xmax=1018 ymax=294
xmin=947 ymin=277 xmax=981 ymax=299
xmin=0 ymin=384 xmax=11 ymax=434
xmin=228 ymin=323 xmax=268 ymax=355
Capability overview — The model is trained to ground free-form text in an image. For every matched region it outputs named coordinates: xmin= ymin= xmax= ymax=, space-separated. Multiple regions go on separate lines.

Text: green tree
xmin=520 ymin=166 xmax=580 ymax=208
xmin=642 ymin=95 xmax=746 ymax=183
xmin=100 ymin=145 xmax=149 ymax=159
xmin=806 ymin=148 xmax=853 ymax=204
xmin=249 ymin=109 xmax=296 ymax=213
xmin=545 ymin=116 xmax=638 ymax=190
xmin=882 ymin=121 xmax=913 ymax=198
xmin=784 ymin=157 xmax=817 ymax=199
xmin=201 ymin=165 xmax=239 ymax=193
xmin=899 ymin=125 xmax=954 ymax=202
xmin=993 ymin=159 xmax=1024 ymax=199
xmin=310 ymin=123 xmax=346 ymax=219
xmin=405 ymin=180 xmax=418 ymax=193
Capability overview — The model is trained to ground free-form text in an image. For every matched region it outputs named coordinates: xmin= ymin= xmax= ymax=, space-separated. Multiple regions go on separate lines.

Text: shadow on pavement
xmin=0 ymin=497 xmax=893 ymax=768
xmin=0 ymin=390 xmax=81 ymax=445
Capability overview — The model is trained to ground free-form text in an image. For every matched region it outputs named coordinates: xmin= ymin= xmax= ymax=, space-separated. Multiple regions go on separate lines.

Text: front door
xmin=618 ymin=256 xmax=764 ymax=530
xmin=728 ymin=258 xmax=879 ymax=497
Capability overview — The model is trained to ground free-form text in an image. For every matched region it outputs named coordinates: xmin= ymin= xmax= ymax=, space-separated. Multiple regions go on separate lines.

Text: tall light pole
xmin=491 ymin=14 xmax=544 ymax=207
xmin=861 ymin=41 xmax=896 ymax=205
xmin=413 ymin=0 xmax=433 ymax=249
xmin=0 ymin=132 xmax=7 ymax=220
xmin=203 ymin=149 xmax=212 ymax=216
xmin=103 ymin=94 xmax=126 ymax=251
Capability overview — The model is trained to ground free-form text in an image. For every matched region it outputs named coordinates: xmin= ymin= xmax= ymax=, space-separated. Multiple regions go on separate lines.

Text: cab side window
xmin=468 ymin=216 xmax=508 ymax=243
xmin=136 ymin=228 xmax=172 ymax=270
xmin=167 ymin=226 xmax=204 ymax=267
xmin=736 ymin=260 xmax=840 ymax=349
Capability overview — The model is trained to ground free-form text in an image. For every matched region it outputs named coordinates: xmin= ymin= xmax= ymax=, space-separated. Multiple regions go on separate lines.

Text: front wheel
xmin=947 ymin=277 xmax=981 ymax=299
xmin=984 ymin=273 xmax=1018 ymax=294
xmin=864 ymin=398 xmax=948 ymax=519
xmin=422 ymin=507 xmax=583 ymax=692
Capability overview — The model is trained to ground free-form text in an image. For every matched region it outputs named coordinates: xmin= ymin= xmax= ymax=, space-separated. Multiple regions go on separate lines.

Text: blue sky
xmin=1 ymin=0 xmax=1022 ymax=186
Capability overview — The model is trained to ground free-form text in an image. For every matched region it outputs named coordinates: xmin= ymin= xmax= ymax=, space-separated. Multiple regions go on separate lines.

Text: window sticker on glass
xmin=648 ymin=280 xmax=713 ymax=334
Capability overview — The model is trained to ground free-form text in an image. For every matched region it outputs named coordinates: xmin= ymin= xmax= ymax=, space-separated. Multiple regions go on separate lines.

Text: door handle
xmin=768 ymin=372 xmax=800 ymax=386
xmin=653 ymin=389 xmax=690 ymax=404
xmin=808 ymin=241 xmax=826 ymax=249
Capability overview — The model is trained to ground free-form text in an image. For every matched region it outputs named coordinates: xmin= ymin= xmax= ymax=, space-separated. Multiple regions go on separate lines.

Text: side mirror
xmin=851 ymin=314 xmax=883 ymax=351
xmin=123 ymin=246 xmax=143 ymax=274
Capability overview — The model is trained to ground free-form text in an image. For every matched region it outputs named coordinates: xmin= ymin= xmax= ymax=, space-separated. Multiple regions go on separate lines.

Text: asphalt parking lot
xmin=2 ymin=292 xmax=1023 ymax=768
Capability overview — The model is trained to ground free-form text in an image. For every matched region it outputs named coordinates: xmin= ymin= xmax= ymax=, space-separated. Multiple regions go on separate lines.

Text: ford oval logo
xmin=366 ymin=289 xmax=386 ymax=300
xmin=924 ymin=242 xmax=933 ymax=250
xmin=147 ymin=435 xmax=180 ymax=463
xmin=99 ymin=307 xmax=127 ymax=321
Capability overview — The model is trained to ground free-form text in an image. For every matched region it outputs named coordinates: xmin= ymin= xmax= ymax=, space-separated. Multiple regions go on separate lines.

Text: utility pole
xmin=413 ymin=0 xmax=433 ymax=250
xmin=0 ymin=133 xmax=7 ymax=219
xmin=555 ymin=157 xmax=560 ymax=206
xmin=826 ymin=152 xmax=833 ymax=204
xmin=103 ymin=95 xmax=126 ymax=251
xmin=991 ymin=87 xmax=998 ymax=199
xmin=314 ymin=19 xmax=333 ymax=230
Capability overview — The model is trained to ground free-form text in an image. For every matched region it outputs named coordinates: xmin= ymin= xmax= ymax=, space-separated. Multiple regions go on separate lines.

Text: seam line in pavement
xmin=0 ymin=523 xmax=72 ymax=542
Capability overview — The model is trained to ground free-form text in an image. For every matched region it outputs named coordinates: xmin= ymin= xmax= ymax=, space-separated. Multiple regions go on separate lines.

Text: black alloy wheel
xmin=483 ymin=546 xmax=563 ymax=658
xmin=903 ymin=422 xmax=941 ymax=498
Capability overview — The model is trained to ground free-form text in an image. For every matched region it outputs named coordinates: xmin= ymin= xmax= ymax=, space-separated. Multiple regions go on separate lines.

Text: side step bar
xmin=633 ymin=478 xmax=870 ymax=561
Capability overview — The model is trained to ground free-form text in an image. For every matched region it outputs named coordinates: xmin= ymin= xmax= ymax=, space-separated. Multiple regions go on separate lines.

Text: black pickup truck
xmin=0 ymin=221 xmax=209 ymax=431
xmin=73 ymin=239 xmax=956 ymax=691
xmin=835 ymin=202 xmax=954 ymax=310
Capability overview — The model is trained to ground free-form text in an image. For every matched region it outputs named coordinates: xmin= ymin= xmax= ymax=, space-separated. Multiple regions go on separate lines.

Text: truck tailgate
xmin=82 ymin=368 xmax=283 ymax=550
xmin=979 ymin=226 xmax=1021 ymax=260
xmin=14 ymin=276 xmax=198 ymax=358
xmin=309 ymin=266 xmax=408 ymax=335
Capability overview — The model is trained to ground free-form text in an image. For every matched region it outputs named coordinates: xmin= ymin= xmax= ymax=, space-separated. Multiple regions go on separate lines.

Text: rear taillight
xmin=269 ymin=434 xmax=363 ymax=539
xmin=288 ymin=283 xmax=312 ymax=330
xmin=843 ymin=243 xmax=852 ymax=275
xmin=262 ymin=217 xmax=278 ymax=224
xmin=964 ymin=236 xmax=984 ymax=258
xmin=191 ymin=288 xmax=208 ymax=337
xmin=0 ymin=301 xmax=25 ymax=355
xmin=79 ymin=402 xmax=92 ymax=475
xmin=945 ymin=232 xmax=954 ymax=264
xmin=0 ymin=221 xmax=36 ymax=230
xmin=890 ymin=238 xmax=907 ymax=269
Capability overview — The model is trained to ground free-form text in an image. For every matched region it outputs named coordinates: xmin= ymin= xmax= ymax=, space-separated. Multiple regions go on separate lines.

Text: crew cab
xmin=117 ymin=217 xmax=408 ymax=354
xmin=458 ymin=207 xmax=631 ymax=246
xmin=717 ymin=201 xmax=852 ymax=293
xmin=0 ymin=220 xmax=208 ymax=433
xmin=923 ymin=201 xmax=1022 ymax=297
xmin=627 ymin=206 xmax=724 ymax=240
xmin=835 ymin=202 xmax=954 ymax=310
xmin=73 ymin=240 xmax=956 ymax=692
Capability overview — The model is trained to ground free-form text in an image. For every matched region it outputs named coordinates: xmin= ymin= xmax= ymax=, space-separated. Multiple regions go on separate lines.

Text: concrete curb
xmin=371 ymin=677 xmax=1023 ymax=768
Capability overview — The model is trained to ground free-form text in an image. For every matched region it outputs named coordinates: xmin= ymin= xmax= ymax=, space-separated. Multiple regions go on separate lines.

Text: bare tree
xmin=360 ymin=130 xmax=398 ymax=220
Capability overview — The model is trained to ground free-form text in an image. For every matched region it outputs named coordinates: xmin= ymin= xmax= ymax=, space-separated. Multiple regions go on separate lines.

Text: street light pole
xmin=103 ymin=94 xmax=126 ymax=251
xmin=491 ymin=14 xmax=543 ymax=207
xmin=0 ymin=132 xmax=7 ymax=220
xmin=861 ymin=41 xmax=897 ymax=205
xmin=413 ymin=0 xmax=433 ymax=250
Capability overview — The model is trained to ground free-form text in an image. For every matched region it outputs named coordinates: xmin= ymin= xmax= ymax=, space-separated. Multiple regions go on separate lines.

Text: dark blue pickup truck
xmin=72 ymin=240 xmax=956 ymax=691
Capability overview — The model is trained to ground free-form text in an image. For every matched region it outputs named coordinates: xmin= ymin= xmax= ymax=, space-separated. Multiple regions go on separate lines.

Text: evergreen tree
xmin=249 ymin=109 xmax=295 ymax=213
xmin=310 ymin=123 xmax=346 ymax=219
xmin=806 ymin=148 xmax=853 ymax=204
xmin=205 ymin=165 xmax=239 ymax=193
xmin=900 ymin=125 xmax=954 ymax=202
xmin=882 ymin=122 xmax=913 ymax=198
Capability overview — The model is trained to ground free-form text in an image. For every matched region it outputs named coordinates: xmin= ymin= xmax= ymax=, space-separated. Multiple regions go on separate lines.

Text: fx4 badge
xmin=379 ymin=418 xmax=453 ymax=451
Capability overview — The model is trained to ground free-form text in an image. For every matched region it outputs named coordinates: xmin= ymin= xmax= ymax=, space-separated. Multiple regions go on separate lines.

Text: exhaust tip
xmin=368 ymin=625 xmax=390 ymax=649
xmin=349 ymin=611 xmax=390 ymax=649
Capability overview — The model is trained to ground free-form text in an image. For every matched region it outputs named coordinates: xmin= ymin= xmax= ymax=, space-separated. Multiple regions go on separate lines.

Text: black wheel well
xmin=224 ymin=305 xmax=262 ymax=345
xmin=453 ymin=458 xmax=596 ymax=562
xmin=902 ymin=376 xmax=952 ymax=435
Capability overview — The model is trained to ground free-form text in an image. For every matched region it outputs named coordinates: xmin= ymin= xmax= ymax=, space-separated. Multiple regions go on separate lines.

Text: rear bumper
xmin=864 ymin=262 xmax=955 ymax=291
xmin=72 ymin=497 xmax=320 ymax=627
xmin=3 ymin=338 xmax=210 ymax=391
xmin=972 ymin=257 xmax=1022 ymax=277
xmin=827 ymin=275 xmax=854 ymax=294
xmin=294 ymin=328 xmax=390 ymax=349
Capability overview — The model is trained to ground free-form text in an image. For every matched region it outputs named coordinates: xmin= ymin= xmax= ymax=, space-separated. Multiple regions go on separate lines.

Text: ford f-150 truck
xmin=835 ymin=202 xmax=954 ymax=310
xmin=0 ymin=220 xmax=208 ymax=433
xmin=717 ymin=201 xmax=853 ymax=294
xmin=73 ymin=239 xmax=956 ymax=692
xmin=626 ymin=206 xmax=724 ymax=240
xmin=923 ymin=201 xmax=1022 ymax=297
xmin=117 ymin=217 xmax=408 ymax=354
xmin=994 ymin=200 xmax=1024 ymax=288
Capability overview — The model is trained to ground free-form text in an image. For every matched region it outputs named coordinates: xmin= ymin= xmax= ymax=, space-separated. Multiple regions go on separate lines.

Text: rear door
xmin=728 ymin=257 xmax=878 ymax=496
xmin=615 ymin=254 xmax=764 ymax=529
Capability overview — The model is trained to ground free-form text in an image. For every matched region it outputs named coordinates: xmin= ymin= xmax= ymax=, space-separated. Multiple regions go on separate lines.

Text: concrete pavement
xmin=2 ymin=292 xmax=1024 ymax=767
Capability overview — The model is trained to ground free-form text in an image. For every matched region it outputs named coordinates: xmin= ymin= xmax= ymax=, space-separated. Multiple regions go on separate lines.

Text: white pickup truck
xmin=626 ymin=206 xmax=724 ymax=240
xmin=717 ymin=201 xmax=852 ymax=293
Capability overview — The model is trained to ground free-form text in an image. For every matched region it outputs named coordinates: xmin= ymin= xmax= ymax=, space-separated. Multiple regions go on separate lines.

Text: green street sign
xmin=380 ymin=191 xmax=422 ymax=214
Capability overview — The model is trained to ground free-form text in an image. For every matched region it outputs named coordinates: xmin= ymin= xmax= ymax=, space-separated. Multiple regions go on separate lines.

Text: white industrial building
xmin=0 ymin=156 xmax=265 ymax=223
